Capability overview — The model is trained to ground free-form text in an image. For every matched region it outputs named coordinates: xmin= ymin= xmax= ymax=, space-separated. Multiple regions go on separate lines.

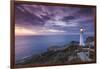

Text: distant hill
xmin=85 ymin=36 xmax=94 ymax=48
xmin=86 ymin=36 xmax=94 ymax=43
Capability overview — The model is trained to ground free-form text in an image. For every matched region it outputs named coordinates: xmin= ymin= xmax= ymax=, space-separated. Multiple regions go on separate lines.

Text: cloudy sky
xmin=15 ymin=3 xmax=95 ymax=36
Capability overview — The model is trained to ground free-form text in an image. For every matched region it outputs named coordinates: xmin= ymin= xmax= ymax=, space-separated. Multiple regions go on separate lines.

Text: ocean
xmin=15 ymin=35 xmax=86 ymax=62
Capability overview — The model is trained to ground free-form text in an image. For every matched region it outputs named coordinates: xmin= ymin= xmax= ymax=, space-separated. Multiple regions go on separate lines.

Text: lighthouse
xmin=79 ymin=27 xmax=84 ymax=47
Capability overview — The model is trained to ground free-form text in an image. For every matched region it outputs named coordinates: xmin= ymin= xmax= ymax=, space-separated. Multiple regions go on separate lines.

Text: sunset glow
xmin=15 ymin=26 xmax=37 ymax=36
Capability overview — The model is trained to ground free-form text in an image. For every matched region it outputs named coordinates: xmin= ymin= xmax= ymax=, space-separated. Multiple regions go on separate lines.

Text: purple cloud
xmin=15 ymin=3 xmax=95 ymax=35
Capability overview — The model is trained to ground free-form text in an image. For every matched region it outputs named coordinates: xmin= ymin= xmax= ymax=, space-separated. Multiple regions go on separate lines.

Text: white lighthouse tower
xmin=79 ymin=27 xmax=85 ymax=47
